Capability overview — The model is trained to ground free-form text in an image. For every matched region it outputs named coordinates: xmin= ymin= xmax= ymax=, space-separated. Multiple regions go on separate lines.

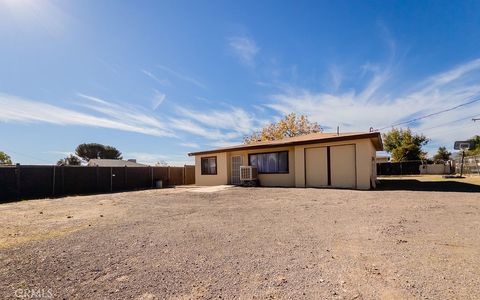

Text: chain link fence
xmin=454 ymin=155 xmax=480 ymax=175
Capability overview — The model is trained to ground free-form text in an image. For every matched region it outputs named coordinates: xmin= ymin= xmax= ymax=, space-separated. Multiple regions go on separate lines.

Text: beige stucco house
xmin=188 ymin=132 xmax=383 ymax=190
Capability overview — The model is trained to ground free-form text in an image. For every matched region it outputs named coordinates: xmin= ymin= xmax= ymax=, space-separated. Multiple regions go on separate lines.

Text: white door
xmin=330 ymin=144 xmax=356 ymax=188
xmin=231 ymin=156 xmax=242 ymax=185
xmin=305 ymin=147 xmax=328 ymax=187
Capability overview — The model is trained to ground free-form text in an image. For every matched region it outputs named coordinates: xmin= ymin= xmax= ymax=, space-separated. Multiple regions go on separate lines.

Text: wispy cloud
xmin=329 ymin=65 xmax=342 ymax=91
xmin=168 ymin=103 xmax=272 ymax=146
xmin=175 ymin=105 xmax=258 ymax=136
xmin=265 ymin=58 xmax=480 ymax=153
xmin=0 ymin=0 xmax=69 ymax=37
xmin=157 ymin=64 xmax=207 ymax=90
xmin=142 ymin=69 xmax=170 ymax=86
xmin=179 ymin=142 xmax=200 ymax=148
xmin=228 ymin=36 xmax=259 ymax=66
xmin=45 ymin=150 xmax=74 ymax=157
xmin=0 ymin=93 xmax=175 ymax=138
xmin=152 ymin=90 xmax=166 ymax=110
xmin=168 ymin=118 xmax=230 ymax=141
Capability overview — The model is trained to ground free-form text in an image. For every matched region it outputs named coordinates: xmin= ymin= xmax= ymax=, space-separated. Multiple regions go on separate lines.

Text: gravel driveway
xmin=0 ymin=184 xmax=479 ymax=299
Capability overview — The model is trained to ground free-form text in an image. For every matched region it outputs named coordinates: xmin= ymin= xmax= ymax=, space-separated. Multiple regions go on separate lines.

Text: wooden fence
xmin=0 ymin=165 xmax=195 ymax=202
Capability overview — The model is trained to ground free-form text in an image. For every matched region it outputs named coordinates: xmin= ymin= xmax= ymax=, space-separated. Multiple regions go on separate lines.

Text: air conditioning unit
xmin=240 ymin=166 xmax=258 ymax=181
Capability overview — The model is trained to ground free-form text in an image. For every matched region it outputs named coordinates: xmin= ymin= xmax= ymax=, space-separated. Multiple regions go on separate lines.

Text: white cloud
xmin=142 ymin=69 xmax=170 ymax=86
xmin=179 ymin=142 xmax=200 ymax=148
xmin=264 ymin=58 xmax=480 ymax=153
xmin=0 ymin=93 xmax=175 ymax=137
xmin=329 ymin=65 xmax=342 ymax=91
xmin=0 ymin=92 xmax=262 ymax=147
xmin=168 ymin=103 xmax=274 ymax=146
xmin=175 ymin=105 xmax=258 ymax=136
xmin=0 ymin=0 xmax=69 ymax=36
xmin=45 ymin=150 xmax=74 ymax=157
xmin=157 ymin=64 xmax=207 ymax=90
xmin=208 ymin=140 xmax=241 ymax=148
xmin=228 ymin=36 xmax=259 ymax=66
xmin=168 ymin=118 xmax=235 ymax=141
xmin=152 ymin=90 xmax=166 ymax=110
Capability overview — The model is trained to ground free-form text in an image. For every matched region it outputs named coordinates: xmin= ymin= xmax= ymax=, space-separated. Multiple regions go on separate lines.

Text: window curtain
xmin=249 ymin=152 xmax=288 ymax=173
xmin=201 ymin=157 xmax=216 ymax=174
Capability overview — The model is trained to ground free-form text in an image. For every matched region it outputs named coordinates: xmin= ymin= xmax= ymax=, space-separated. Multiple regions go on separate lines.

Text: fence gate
xmin=231 ymin=156 xmax=242 ymax=185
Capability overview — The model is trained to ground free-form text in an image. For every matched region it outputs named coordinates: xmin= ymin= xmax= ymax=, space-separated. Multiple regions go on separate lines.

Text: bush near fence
xmin=0 ymin=165 xmax=195 ymax=202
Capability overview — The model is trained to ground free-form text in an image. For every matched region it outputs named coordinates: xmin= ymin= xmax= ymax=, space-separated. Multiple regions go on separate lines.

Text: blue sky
xmin=1 ymin=0 xmax=480 ymax=165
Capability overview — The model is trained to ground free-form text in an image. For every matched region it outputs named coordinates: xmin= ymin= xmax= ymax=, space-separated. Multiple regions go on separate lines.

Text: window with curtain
xmin=248 ymin=151 xmax=288 ymax=174
xmin=201 ymin=156 xmax=217 ymax=175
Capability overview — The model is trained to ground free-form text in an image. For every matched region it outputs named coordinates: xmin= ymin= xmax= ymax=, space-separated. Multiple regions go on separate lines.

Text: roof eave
xmin=188 ymin=132 xmax=383 ymax=156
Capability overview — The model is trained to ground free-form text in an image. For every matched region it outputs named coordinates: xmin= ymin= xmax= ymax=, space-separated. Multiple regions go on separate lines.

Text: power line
xmin=374 ymin=95 xmax=480 ymax=131
xmin=1 ymin=147 xmax=52 ymax=164
xmin=420 ymin=113 xmax=480 ymax=132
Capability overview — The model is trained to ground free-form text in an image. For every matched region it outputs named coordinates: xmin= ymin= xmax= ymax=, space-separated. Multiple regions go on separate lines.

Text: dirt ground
xmin=0 ymin=178 xmax=479 ymax=299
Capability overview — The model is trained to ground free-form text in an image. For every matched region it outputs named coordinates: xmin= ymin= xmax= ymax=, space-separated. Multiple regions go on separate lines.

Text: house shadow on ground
xmin=377 ymin=179 xmax=480 ymax=193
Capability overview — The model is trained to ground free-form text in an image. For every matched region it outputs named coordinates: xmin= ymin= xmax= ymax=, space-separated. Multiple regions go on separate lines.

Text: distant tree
xmin=101 ymin=145 xmax=123 ymax=159
xmin=466 ymin=135 xmax=480 ymax=156
xmin=75 ymin=143 xmax=122 ymax=161
xmin=243 ymin=113 xmax=322 ymax=144
xmin=382 ymin=128 xmax=429 ymax=162
xmin=0 ymin=151 xmax=12 ymax=165
xmin=433 ymin=146 xmax=451 ymax=163
xmin=57 ymin=154 xmax=81 ymax=166
xmin=156 ymin=160 xmax=168 ymax=166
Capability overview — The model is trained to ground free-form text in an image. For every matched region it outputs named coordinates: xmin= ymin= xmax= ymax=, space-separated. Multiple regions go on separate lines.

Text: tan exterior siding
xmin=229 ymin=146 xmax=295 ymax=187
xmin=195 ymin=153 xmax=228 ymax=186
xmin=193 ymin=137 xmax=379 ymax=190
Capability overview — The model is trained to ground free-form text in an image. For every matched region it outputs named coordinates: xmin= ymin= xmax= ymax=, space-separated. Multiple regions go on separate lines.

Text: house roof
xmin=87 ymin=159 xmax=147 ymax=167
xmin=188 ymin=131 xmax=383 ymax=156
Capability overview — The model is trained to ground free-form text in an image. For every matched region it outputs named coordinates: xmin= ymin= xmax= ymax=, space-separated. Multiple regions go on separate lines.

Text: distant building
xmin=376 ymin=155 xmax=390 ymax=163
xmin=87 ymin=159 xmax=146 ymax=167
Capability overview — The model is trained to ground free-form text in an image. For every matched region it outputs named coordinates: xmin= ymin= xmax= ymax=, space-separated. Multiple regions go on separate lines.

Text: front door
xmin=231 ymin=156 xmax=242 ymax=185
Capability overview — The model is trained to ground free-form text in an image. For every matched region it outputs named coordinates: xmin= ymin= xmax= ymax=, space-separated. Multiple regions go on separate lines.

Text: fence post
xmin=52 ymin=166 xmax=56 ymax=196
xmin=124 ymin=166 xmax=127 ymax=190
xmin=15 ymin=164 xmax=21 ymax=200
xmin=96 ymin=166 xmax=100 ymax=192
xmin=183 ymin=165 xmax=186 ymax=185
xmin=167 ymin=166 xmax=170 ymax=186
xmin=150 ymin=166 xmax=153 ymax=188
xmin=110 ymin=167 xmax=113 ymax=192
xmin=62 ymin=166 xmax=65 ymax=195
xmin=460 ymin=151 xmax=465 ymax=177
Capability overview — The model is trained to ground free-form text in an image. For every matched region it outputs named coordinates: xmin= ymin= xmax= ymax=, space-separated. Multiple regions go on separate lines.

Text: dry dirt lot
xmin=0 ymin=180 xmax=479 ymax=299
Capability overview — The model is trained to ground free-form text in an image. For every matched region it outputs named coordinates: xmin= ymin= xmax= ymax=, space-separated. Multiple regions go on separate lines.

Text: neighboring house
xmin=376 ymin=155 xmax=390 ymax=163
xmin=87 ymin=159 xmax=146 ymax=167
xmin=188 ymin=132 xmax=383 ymax=190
